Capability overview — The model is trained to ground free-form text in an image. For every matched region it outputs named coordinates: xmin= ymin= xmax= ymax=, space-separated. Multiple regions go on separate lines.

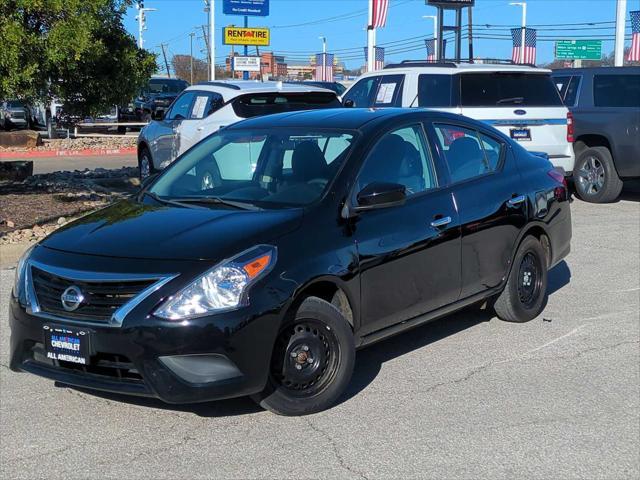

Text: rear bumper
xmin=547 ymin=154 xmax=575 ymax=175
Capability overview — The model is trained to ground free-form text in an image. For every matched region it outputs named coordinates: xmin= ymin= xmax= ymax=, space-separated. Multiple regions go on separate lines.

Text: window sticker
xmin=375 ymin=83 xmax=397 ymax=104
xmin=192 ymin=96 xmax=209 ymax=118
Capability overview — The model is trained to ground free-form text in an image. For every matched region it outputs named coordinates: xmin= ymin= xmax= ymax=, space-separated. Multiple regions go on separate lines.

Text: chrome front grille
xmin=31 ymin=267 xmax=155 ymax=322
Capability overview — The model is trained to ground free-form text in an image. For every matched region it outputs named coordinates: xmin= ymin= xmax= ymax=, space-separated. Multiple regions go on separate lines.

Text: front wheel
xmin=493 ymin=236 xmax=548 ymax=323
xmin=574 ymin=146 xmax=623 ymax=203
xmin=138 ymin=147 xmax=154 ymax=181
xmin=252 ymin=297 xmax=355 ymax=416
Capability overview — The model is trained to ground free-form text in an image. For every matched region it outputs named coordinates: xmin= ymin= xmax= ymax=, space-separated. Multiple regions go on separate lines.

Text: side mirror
xmin=343 ymin=98 xmax=354 ymax=108
xmin=355 ymin=182 xmax=406 ymax=211
xmin=152 ymin=109 xmax=165 ymax=121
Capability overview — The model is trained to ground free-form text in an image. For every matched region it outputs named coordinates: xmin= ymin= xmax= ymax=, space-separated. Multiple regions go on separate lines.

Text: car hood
xmin=41 ymin=200 xmax=304 ymax=261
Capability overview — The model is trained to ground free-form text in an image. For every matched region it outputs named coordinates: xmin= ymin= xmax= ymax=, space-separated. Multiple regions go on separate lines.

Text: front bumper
xmin=9 ymin=295 xmax=282 ymax=403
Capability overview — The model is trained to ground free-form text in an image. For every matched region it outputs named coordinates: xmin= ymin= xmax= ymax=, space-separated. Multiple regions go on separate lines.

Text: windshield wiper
xmin=496 ymin=96 xmax=525 ymax=105
xmin=142 ymin=191 xmax=203 ymax=209
xmin=171 ymin=196 xmax=262 ymax=211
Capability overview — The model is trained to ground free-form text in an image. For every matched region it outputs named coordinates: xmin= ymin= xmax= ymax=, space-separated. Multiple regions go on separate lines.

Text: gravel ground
xmin=0 ymin=136 xmax=137 ymax=152
xmin=0 ymin=198 xmax=638 ymax=479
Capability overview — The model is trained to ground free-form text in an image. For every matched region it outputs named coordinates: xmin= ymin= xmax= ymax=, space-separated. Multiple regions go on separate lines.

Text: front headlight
xmin=155 ymin=245 xmax=277 ymax=320
xmin=13 ymin=245 xmax=35 ymax=302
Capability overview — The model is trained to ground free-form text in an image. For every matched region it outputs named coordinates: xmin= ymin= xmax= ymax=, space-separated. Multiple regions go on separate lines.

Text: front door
xmin=153 ymin=91 xmax=197 ymax=166
xmin=353 ymin=124 xmax=462 ymax=336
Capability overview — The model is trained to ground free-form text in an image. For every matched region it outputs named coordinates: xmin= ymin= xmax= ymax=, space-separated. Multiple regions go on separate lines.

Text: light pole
xmin=614 ymin=0 xmax=627 ymax=66
xmin=135 ymin=3 xmax=156 ymax=49
xmin=423 ymin=15 xmax=438 ymax=61
xmin=509 ymin=2 xmax=527 ymax=64
xmin=189 ymin=32 xmax=195 ymax=84
xmin=319 ymin=36 xmax=327 ymax=81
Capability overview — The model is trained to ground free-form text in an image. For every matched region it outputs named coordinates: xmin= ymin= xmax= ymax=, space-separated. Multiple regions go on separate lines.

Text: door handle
xmin=430 ymin=216 xmax=452 ymax=228
xmin=197 ymin=126 xmax=204 ymax=131
xmin=507 ymin=195 xmax=526 ymax=207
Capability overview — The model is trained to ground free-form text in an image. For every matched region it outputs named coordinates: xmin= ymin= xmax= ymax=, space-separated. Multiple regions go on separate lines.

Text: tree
xmin=172 ymin=55 xmax=209 ymax=84
xmin=0 ymin=0 xmax=157 ymax=116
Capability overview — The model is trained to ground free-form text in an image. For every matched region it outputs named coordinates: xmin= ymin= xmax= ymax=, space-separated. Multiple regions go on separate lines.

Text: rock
xmin=57 ymin=217 xmax=66 ymax=225
xmin=0 ymin=161 xmax=34 ymax=181
xmin=0 ymin=130 xmax=43 ymax=149
xmin=6 ymin=220 xmax=15 ymax=228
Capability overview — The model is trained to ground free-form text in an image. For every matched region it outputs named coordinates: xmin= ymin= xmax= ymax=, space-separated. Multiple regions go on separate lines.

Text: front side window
xmin=418 ymin=74 xmax=453 ymax=107
xmin=554 ymin=75 xmax=582 ymax=107
xmin=189 ymin=92 xmax=225 ymax=119
xmin=594 ymin=75 xmax=640 ymax=107
xmin=372 ymin=75 xmax=405 ymax=107
xmin=433 ymin=124 xmax=503 ymax=183
xmin=150 ymin=129 xmax=356 ymax=207
xmin=166 ymin=92 xmax=196 ymax=120
xmin=460 ymin=73 xmax=563 ymax=107
xmin=343 ymin=76 xmax=380 ymax=107
xmin=357 ymin=125 xmax=436 ymax=197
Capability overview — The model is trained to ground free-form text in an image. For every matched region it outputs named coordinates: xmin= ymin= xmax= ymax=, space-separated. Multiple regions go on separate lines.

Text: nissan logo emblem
xmin=61 ymin=285 xmax=84 ymax=312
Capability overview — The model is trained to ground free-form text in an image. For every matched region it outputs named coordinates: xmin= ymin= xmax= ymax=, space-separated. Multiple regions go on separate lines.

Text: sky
xmin=123 ymin=0 xmax=640 ymax=70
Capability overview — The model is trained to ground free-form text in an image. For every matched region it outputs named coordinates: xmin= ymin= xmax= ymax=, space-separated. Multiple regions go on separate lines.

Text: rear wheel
xmin=252 ymin=297 xmax=355 ymax=416
xmin=494 ymin=236 xmax=548 ymax=323
xmin=574 ymin=146 xmax=623 ymax=203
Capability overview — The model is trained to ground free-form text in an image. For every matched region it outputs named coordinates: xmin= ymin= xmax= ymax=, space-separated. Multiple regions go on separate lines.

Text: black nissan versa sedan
xmin=10 ymin=109 xmax=571 ymax=415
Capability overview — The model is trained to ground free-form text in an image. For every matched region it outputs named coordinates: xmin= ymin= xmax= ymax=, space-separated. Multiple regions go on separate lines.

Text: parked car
xmin=1 ymin=100 xmax=35 ymax=130
xmin=342 ymin=61 xmax=574 ymax=174
xmin=285 ymin=80 xmax=347 ymax=96
xmin=137 ymin=80 xmax=342 ymax=179
xmin=552 ymin=66 xmax=640 ymax=203
xmin=10 ymin=109 xmax=571 ymax=415
xmin=131 ymin=77 xmax=190 ymax=123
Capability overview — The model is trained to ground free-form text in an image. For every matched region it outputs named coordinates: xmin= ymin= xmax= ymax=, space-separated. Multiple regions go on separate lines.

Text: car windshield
xmin=146 ymin=79 xmax=188 ymax=94
xmin=149 ymin=128 xmax=357 ymax=208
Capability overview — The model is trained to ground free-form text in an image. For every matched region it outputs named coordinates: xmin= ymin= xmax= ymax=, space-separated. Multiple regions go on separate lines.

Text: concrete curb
xmin=0 ymin=147 xmax=137 ymax=159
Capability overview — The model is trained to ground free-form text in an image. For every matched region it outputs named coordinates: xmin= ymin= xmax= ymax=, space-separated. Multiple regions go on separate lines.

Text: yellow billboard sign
xmin=223 ymin=27 xmax=270 ymax=46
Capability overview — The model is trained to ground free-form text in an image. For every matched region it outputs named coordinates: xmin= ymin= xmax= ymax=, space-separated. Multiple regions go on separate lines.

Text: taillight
xmin=548 ymin=168 xmax=568 ymax=200
xmin=566 ymin=112 xmax=574 ymax=143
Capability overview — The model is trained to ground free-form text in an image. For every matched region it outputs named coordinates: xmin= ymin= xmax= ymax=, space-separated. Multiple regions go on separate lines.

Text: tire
xmin=252 ymin=297 xmax=355 ymax=416
xmin=142 ymin=111 xmax=152 ymax=123
xmin=494 ymin=236 xmax=548 ymax=323
xmin=574 ymin=146 xmax=623 ymax=203
xmin=138 ymin=147 xmax=154 ymax=181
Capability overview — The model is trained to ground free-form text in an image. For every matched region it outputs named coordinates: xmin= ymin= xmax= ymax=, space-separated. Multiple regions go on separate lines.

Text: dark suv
xmin=552 ymin=67 xmax=640 ymax=203
xmin=133 ymin=77 xmax=189 ymax=122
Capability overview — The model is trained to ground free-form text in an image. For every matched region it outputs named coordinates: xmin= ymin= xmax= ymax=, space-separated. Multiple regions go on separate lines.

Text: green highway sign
xmin=555 ymin=40 xmax=602 ymax=60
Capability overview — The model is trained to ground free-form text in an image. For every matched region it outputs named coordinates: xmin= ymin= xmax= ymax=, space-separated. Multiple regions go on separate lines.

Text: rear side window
xmin=554 ymin=75 xmax=582 ymax=107
xmin=372 ymin=75 xmax=405 ymax=107
xmin=460 ymin=73 xmax=563 ymax=107
xmin=189 ymin=92 xmax=225 ymax=119
xmin=232 ymin=92 xmax=340 ymax=118
xmin=418 ymin=74 xmax=453 ymax=107
xmin=593 ymin=75 xmax=640 ymax=107
xmin=433 ymin=124 xmax=503 ymax=183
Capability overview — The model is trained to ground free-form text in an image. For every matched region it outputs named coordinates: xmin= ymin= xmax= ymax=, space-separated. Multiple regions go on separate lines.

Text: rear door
xmin=459 ymin=72 xmax=571 ymax=159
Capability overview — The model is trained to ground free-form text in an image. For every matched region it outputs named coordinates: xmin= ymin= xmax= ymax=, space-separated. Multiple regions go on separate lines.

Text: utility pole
xmin=135 ymin=2 xmax=156 ymax=49
xmin=510 ymin=2 xmax=527 ymax=64
xmin=319 ymin=36 xmax=327 ymax=81
xmin=614 ymin=0 xmax=627 ymax=66
xmin=367 ymin=0 xmax=375 ymax=72
xmin=468 ymin=7 xmax=474 ymax=62
xmin=423 ymin=16 xmax=438 ymax=61
xmin=160 ymin=43 xmax=171 ymax=78
xmin=189 ymin=32 xmax=195 ymax=84
xmin=201 ymin=25 xmax=211 ymax=80
xmin=210 ymin=0 xmax=216 ymax=80
xmin=243 ymin=16 xmax=249 ymax=80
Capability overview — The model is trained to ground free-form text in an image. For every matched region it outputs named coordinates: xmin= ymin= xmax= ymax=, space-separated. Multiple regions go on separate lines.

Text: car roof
xmin=364 ymin=62 xmax=550 ymax=76
xmin=552 ymin=66 xmax=640 ymax=75
xmin=225 ymin=108 xmax=483 ymax=132
xmin=184 ymin=80 xmax=335 ymax=100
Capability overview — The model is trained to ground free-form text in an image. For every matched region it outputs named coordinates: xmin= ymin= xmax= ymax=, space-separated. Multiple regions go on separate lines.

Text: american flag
xmin=511 ymin=27 xmax=537 ymax=65
xmin=315 ymin=53 xmax=334 ymax=81
xmin=369 ymin=0 xmax=389 ymax=29
xmin=425 ymin=38 xmax=447 ymax=61
xmin=628 ymin=10 xmax=640 ymax=62
xmin=363 ymin=46 xmax=385 ymax=71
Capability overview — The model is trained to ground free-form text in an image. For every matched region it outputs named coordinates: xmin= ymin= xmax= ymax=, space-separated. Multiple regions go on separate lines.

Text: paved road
xmin=1 ymin=199 xmax=638 ymax=479
xmin=28 ymin=154 xmax=137 ymax=175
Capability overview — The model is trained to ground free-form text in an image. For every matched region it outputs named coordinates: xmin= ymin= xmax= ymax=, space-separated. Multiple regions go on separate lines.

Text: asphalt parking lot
xmin=1 ymin=194 xmax=638 ymax=479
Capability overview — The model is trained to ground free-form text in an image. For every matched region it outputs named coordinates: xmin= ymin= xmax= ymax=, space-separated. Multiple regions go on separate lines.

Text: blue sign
xmin=223 ymin=0 xmax=269 ymax=17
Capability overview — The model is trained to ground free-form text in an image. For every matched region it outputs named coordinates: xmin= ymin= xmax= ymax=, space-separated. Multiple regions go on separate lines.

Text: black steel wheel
xmin=494 ymin=236 xmax=548 ymax=323
xmin=252 ymin=297 xmax=355 ymax=416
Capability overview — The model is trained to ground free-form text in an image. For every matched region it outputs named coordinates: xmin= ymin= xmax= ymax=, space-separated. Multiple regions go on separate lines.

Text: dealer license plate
xmin=43 ymin=325 xmax=90 ymax=365
xmin=510 ymin=128 xmax=532 ymax=141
